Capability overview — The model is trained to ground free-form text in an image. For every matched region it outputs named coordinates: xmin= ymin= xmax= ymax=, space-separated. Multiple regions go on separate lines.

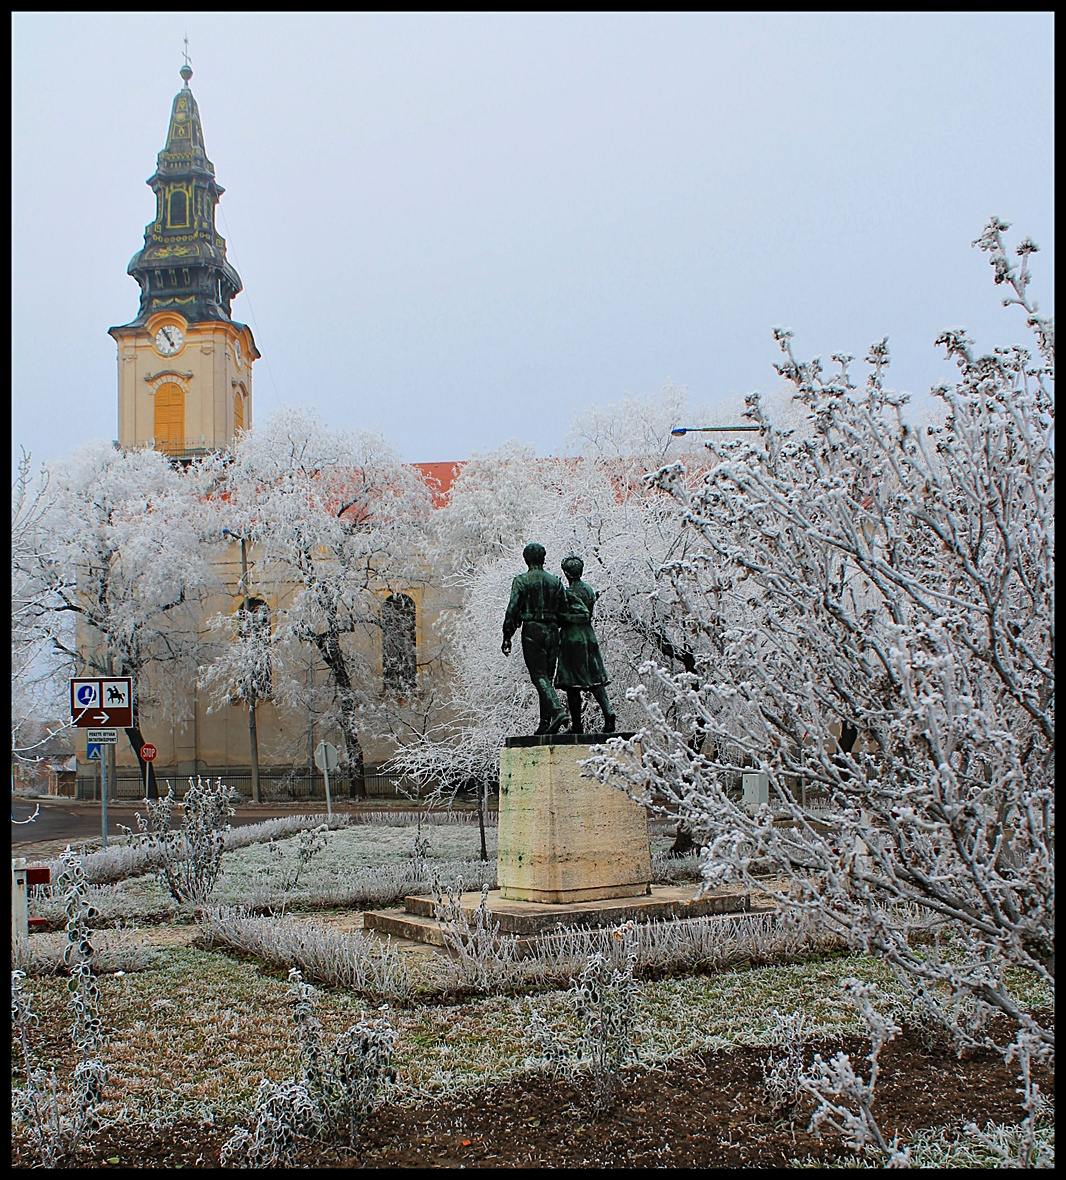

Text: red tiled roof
xmin=413 ymin=461 xmax=463 ymax=508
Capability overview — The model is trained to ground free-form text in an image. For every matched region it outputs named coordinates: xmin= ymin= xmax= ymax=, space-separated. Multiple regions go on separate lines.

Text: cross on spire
xmin=183 ymin=33 xmax=191 ymax=69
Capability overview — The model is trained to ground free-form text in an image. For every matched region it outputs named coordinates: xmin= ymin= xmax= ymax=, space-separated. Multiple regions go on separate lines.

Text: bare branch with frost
xmin=580 ymin=222 xmax=1053 ymax=1098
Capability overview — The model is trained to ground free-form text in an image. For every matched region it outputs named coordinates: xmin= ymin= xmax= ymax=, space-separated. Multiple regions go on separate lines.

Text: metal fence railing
xmin=74 ymin=767 xmax=420 ymax=803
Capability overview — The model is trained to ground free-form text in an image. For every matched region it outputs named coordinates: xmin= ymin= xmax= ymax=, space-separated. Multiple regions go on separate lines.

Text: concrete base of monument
xmin=362 ymin=883 xmax=752 ymax=951
xmin=497 ymin=738 xmax=653 ymax=903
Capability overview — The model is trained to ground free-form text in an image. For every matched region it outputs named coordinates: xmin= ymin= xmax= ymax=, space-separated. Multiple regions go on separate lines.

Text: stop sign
xmin=140 ymin=744 xmax=157 ymax=762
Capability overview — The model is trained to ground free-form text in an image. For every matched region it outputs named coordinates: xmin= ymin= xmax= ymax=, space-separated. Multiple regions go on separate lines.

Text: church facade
xmin=75 ymin=64 xmax=458 ymax=802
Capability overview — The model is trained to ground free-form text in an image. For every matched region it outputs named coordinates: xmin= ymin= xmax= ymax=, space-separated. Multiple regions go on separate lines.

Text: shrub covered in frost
xmin=12 ymin=850 xmax=108 ymax=1166
xmin=220 ymin=968 xmax=396 ymax=1167
xmin=434 ymin=881 xmax=519 ymax=991
xmin=12 ymin=928 xmax=152 ymax=977
xmin=197 ymin=907 xmax=414 ymax=1001
xmin=135 ymin=778 xmax=236 ymax=903
xmin=527 ymin=922 xmax=640 ymax=1116
xmin=759 ymin=1009 xmax=811 ymax=1120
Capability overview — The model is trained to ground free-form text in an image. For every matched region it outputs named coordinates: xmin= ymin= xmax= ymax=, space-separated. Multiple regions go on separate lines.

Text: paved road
xmin=10 ymin=797 xmax=363 ymax=854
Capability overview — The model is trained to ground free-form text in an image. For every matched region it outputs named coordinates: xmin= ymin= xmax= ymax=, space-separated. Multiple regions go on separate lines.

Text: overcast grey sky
xmin=12 ymin=11 xmax=1054 ymax=468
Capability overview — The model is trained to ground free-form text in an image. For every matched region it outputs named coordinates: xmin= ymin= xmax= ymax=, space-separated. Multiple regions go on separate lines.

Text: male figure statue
xmin=501 ymin=542 xmax=570 ymax=735
xmin=556 ymin=554 xmax=615 ymax=733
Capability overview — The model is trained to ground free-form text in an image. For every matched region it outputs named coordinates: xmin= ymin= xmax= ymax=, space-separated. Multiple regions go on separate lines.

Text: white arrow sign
xmin=74 ymin=708 xmax=114 ymax=726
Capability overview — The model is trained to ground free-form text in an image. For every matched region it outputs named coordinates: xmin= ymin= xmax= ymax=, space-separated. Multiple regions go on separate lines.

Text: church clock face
xmin=154 ymin=325 xmax=184 ymax=356
xmin=233 ymin=338 xmax=242 ymax=368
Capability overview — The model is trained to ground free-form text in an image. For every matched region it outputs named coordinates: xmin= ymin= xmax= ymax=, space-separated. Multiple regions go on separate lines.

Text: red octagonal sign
xmin=140 ymin=744 xmax=157 ymax=763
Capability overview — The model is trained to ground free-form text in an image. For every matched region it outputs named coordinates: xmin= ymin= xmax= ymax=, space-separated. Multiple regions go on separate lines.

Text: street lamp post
xmin=670 ymin=425 xmax=760 ymax=435
xmin=223 ymin=528 xmax=260 ymax=804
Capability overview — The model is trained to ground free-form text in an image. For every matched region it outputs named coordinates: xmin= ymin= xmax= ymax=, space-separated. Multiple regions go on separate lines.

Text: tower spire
xmin=118 ymin=63 xmax=243 ymax=325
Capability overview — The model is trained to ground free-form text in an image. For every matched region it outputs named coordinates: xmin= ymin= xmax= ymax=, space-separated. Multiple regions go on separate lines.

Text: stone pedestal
xmin=497 ymin=736 xmax=651 ymax=903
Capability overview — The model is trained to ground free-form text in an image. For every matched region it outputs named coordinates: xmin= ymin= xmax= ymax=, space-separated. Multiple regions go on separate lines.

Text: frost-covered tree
xmin=586 ymin=220 xmax=1054 ymax=1085
xmin=203 ymin=409 xmax=434 ymax=797
xmin=428 ymin=439 xmax=559 ymax=582
xmin=32 ymin=442 xmax=215 ymax=796
xmin=11 ymin=448 xmax=72 ymax=770
xmin=394 ymin=387 xmax=737 ymax=798
xmin=392 ymin=442 xmax=561 ymax=793
xmin=563 ymin=386 xmax=738 ymax=717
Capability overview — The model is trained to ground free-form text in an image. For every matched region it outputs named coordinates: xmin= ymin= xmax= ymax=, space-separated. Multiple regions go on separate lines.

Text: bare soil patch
xmin=13 ymin=1021 xmax=1052 ymax=1168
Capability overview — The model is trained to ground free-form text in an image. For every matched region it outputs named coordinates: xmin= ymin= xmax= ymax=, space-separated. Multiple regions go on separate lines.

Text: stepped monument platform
xmin=362 ymin=735 xmax=751 ymax=950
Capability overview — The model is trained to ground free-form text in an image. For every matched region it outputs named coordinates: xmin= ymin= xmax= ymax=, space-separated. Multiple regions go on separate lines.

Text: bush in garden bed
xmin=196 ymin=907 xmax=416 ymax=1002
xmin=198 ymin=903 xmax=841 ymax=1004
xmin=12 ymin=928 xmax=153 ymax=977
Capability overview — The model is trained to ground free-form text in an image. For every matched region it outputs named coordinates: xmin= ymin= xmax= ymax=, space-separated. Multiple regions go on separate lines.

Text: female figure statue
xmin=555 ymin=554 xmax=615 ymax=734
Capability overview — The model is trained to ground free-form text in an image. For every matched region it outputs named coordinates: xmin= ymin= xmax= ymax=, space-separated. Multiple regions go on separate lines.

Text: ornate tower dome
xmin=123 ymin=62 xmax=244 ymax=324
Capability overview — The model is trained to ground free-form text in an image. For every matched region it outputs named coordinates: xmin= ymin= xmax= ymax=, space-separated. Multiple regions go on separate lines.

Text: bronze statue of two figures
xmin=502 ymin=543 xmax=615 ymax=736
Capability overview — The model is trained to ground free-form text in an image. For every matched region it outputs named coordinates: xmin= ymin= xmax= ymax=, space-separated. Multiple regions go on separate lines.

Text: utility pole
xmin=230 ymin=532 xmax=261 ymax=804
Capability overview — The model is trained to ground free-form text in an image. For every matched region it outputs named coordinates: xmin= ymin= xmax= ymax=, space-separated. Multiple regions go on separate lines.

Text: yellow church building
xmin=75 ymin=63 xmax=458 ymax=803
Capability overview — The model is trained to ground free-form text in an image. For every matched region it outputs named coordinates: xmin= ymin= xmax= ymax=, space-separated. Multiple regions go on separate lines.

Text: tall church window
xmin=153 ymin=383 xmax=184 ymax=455
xmin=234 ymin=389 xmax=245 ymax=434
xmin=168 ymin=189 xmax=188 ymax=228
xmin=381 ymin=593 xmax=417 ymax=696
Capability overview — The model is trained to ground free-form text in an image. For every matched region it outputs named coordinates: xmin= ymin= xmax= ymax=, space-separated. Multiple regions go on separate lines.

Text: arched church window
xmin=236 ymin=596 xmax=273 ymax=700
xmin=168 ymin=189 xmax=188 ymax=228
xmin=154 ymin=383 xmax=184 ymax=455
xmin=381 ymin=593 xmax=417 ymax=696
xmin=234 ymin=389 xmax=245 ymax=434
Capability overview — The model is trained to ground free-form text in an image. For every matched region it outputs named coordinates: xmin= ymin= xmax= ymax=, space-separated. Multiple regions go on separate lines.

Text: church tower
xmin=109 ymin=62 xmax=259 ymax=457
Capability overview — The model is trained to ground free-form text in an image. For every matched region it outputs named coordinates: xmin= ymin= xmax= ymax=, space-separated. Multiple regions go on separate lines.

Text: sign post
xmin=87 ymin=729 xmax=118 ymax=847
xmin=314 ymin=741 xmax=340 ymax=818
xmin=72 ymin=677 xmax=134 ymax=847
xmin=140 ymin=744 xmax=157 ymax=800
xmin=101 ymin=752 xmax=107 ymax=848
